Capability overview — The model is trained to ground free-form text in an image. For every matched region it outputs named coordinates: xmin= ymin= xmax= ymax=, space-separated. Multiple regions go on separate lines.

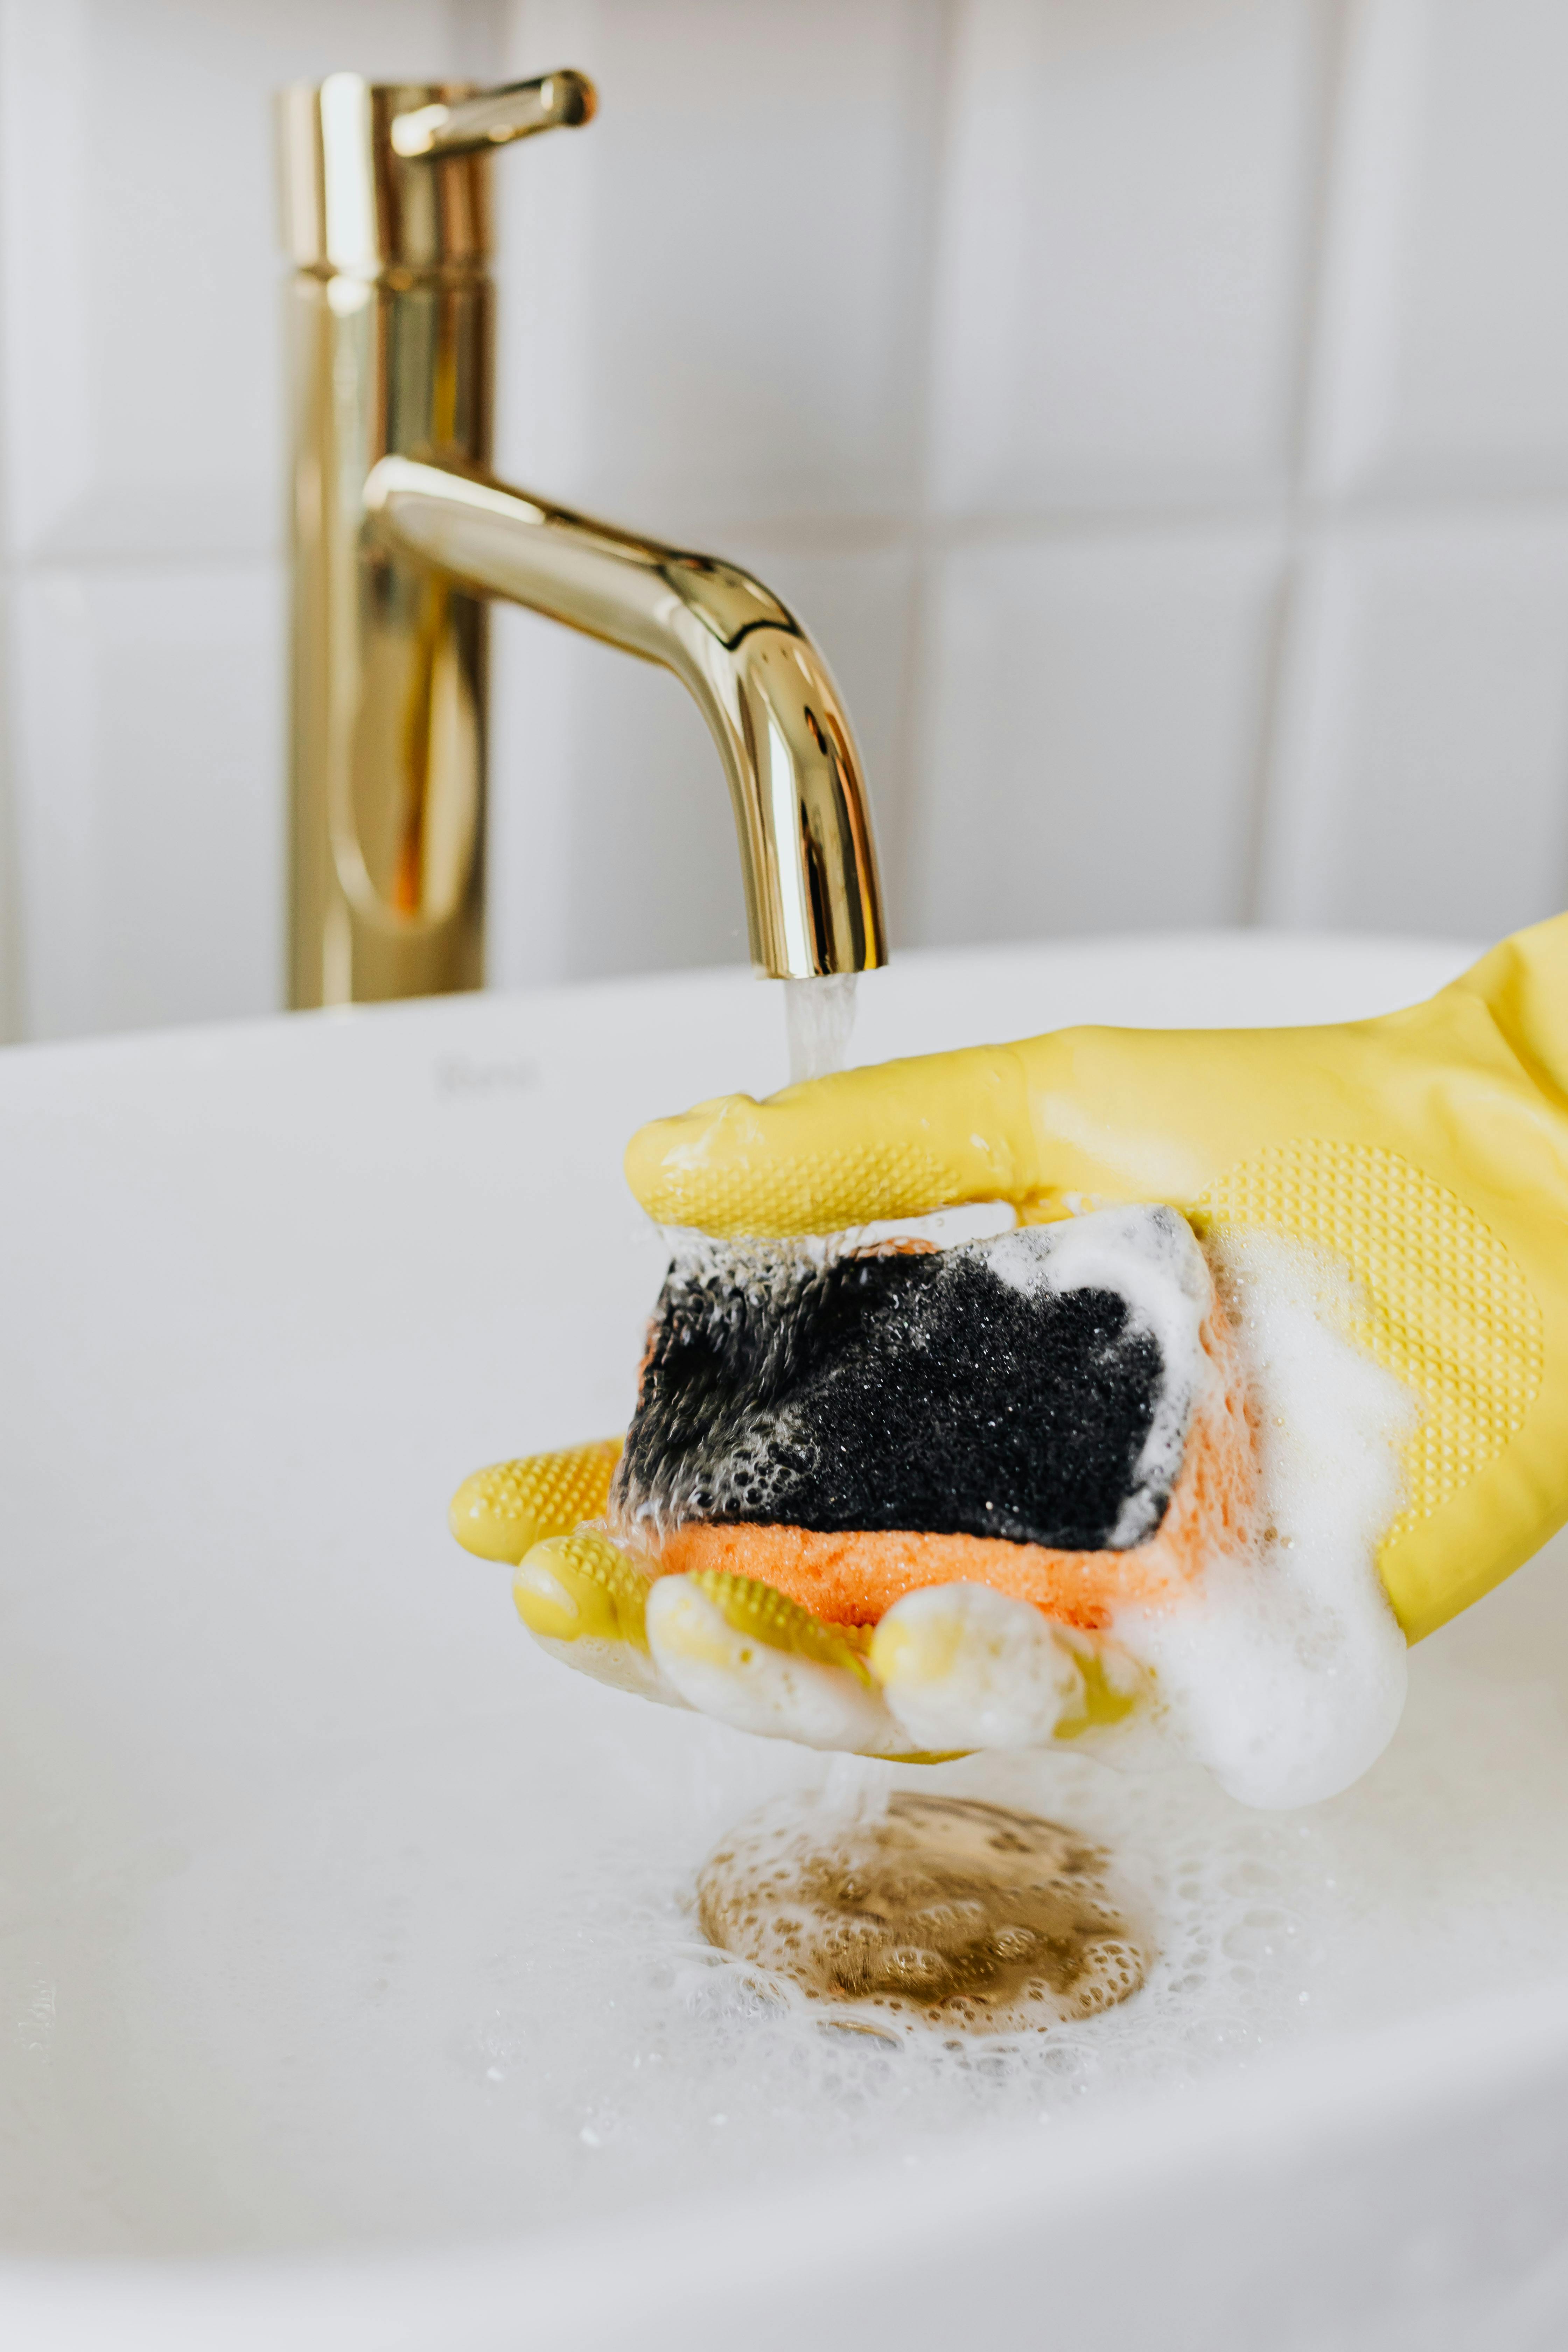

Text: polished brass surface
xmin=279 ymin=70 xmax=885 ymax=1005
xmin=278 ymin=74 xmax=500 ymax=274
xmin=389 ymin=71 xmax=595 ymax=161
xmin=366 ymin=457 xmax=886 ymax=980
xmin=280 ymin=74 xmax=519 ymax=1003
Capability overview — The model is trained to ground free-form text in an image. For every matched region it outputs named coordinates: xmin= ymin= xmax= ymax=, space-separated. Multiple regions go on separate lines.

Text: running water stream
xmin=784 ymin=973 xmax=858 ymax=1085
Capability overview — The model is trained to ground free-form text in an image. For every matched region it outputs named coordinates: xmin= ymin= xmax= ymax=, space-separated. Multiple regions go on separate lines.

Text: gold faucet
xmin=276 ymin=71 xmax=887 ymax=1007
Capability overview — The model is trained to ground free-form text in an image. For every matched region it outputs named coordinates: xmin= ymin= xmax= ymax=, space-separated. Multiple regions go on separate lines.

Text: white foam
xmin=874 ymin=1582 xmax=1086 ymax=1751
xmin=816 ymin=1207 xmax=1414 ymax=1809
xmin=1104 ymin=1228 xmax=1414 ymax=1810
xmin=924 ymin=1211 xmax=1414 ymax=1808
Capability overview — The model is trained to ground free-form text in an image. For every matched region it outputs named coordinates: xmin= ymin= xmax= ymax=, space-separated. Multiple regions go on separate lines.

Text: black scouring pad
xmin=614 ymin=1215 xmax=1190 ymax=1554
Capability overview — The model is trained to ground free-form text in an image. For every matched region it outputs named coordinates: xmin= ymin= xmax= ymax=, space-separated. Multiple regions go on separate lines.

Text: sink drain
xmin=698 ymin=1790 xmax=1149 ymax=2033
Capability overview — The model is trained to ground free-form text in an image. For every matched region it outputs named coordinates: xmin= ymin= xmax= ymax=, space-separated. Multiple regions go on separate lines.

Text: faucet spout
xmin=364 ymin=456 xmax=886 ymax=980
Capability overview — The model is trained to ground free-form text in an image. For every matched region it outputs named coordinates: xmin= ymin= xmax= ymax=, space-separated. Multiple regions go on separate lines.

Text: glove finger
xmin=870 ymin=1583 xmax=1144 ymax=1753
xmin=449 ymin=1438 xmax=622 ymax=1564
xmin=646 ymin=1569 xmax=912 ymax=1754
xmin=623 ymin=1044 xmax=1042 ymax=1237
xmin=513 ymin=1526 xmax=669 ymax=1701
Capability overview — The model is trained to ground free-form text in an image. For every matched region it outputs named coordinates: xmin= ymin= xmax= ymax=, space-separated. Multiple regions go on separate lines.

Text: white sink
xmin=2 ymin=932 xmax=1566 ymax=2351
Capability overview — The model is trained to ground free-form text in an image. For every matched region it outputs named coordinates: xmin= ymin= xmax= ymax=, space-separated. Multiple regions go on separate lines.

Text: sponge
xmin=612 ymin=1205 xmax=1258 ymax=1631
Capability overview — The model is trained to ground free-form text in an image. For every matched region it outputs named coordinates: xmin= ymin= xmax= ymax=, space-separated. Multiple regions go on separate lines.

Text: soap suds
xmin=696 ymin=1789 xmax=1151 ymax=2031
xmin=1103 ymin=1227 xmax=1414 ymax=1808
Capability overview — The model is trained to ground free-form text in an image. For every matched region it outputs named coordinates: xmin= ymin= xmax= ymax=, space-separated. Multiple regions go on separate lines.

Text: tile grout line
xmin=18 ymin=470 xmax=1568 ymax=584
xmin=0 ymin=0 xmax=23 ymax=1042
xmin=1243 ymin=0 xmax=1358 ymax=931
xmin=878 ymin=0 xmax=965 ymax=954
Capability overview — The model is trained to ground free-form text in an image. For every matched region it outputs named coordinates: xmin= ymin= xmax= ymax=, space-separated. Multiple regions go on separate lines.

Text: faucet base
xmin=285 ymin=265 xmax=490 ymax=1010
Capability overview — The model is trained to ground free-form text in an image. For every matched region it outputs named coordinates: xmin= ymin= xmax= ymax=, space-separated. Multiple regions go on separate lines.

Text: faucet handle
xmin=390 ymin=71 xmax=596 ymax=161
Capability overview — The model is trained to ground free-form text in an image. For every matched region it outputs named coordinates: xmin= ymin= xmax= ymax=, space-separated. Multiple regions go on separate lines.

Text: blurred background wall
xmin=2 ymin=0 xmax=1567 ymax=1039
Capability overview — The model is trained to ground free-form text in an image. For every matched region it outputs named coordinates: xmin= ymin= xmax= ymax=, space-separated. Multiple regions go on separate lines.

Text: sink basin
xmin=2 ymin=932 xmax=1566 ymax=2350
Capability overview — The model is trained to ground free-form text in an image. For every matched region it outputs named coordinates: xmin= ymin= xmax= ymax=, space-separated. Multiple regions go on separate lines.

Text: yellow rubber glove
xmin=451 ymin=915 xmax=1568 ymax=1788
xmin=451 ymin=1441 xmax=1142 ymax=1759
xmin=624 ymin=914 xmax=1568 ymax=1644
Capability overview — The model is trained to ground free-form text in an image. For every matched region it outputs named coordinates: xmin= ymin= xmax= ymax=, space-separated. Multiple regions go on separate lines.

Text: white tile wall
xmin=506 ymin=0 xmax=944 ymax=531
xmin=930 ymin=0 xmax=1320 ymax=512
xmin=1308 ymin=0 xmax=1568 ymax=497
xmin=2 ymin=0 xmax=1567 ymax=1038
xmin=1260 ymin=515 xmax=1568 ymax=938
xmin=12 ymin=568 xmax=282 ymax=1035
xmin=910 ymin=528 xmax=1287 ymax=945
